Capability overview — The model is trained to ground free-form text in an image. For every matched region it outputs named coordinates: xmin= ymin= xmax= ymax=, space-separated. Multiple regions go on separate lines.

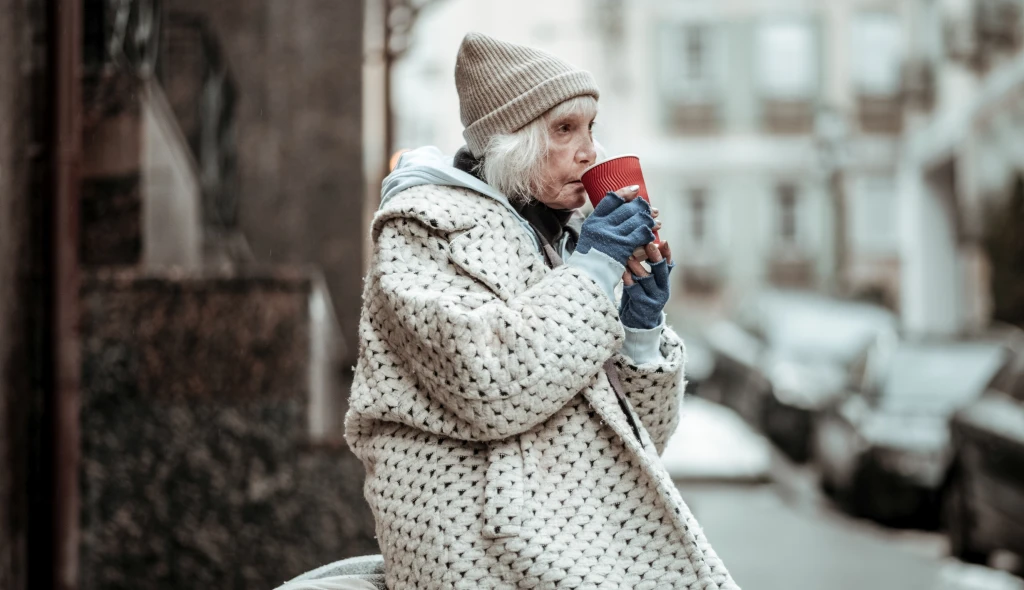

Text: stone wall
xmin=163 ymin=0 xmax=369 ymax=365
xmin=78 ymin=268 xmax=378 ymax=590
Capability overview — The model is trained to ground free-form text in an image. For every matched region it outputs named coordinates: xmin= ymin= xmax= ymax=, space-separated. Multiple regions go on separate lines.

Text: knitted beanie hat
xmin=455 ymin=32 xmax=600 ymax=157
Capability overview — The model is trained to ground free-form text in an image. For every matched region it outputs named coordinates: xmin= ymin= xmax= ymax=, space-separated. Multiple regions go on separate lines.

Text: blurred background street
xmin=2 ymin=0 xmax=1024 ymax=589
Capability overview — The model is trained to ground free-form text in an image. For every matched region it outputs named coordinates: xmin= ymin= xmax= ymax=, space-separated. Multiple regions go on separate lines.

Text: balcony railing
xmin=761 ymin=99 xmax=815 ymax=134
xmin=666 ymin=100 xmax=720 ymax=135
xmin=856 ymin=95 xmax=903 ymax=134
xmin=900 ymin=59 xmax=936 ymax=111
xmin=766 ymin=251 xmax=815 ymax=288
xmin=680 ymin=261 xmax=723 ymax=295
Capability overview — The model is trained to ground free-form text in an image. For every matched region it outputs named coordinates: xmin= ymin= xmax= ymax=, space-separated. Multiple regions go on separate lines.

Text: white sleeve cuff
xmin=566 ymin=248 xmax=624 ymax=303
xmin=622 ymin=318 xmax=665 ymax=364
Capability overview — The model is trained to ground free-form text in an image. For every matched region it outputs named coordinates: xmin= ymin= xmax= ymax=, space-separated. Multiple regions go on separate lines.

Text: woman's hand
xmin=619 ymin=241 xmax=674 ymax=330
xmin=574 ymin=186 xmax=656 ymax=268
xmin=609 ymin=186 xmax=661 ymax=262
xmin=632 ymin=207 xmax=661 ymax=261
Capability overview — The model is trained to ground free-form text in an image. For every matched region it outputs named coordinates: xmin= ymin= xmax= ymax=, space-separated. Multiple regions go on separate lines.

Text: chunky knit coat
xmin=345 ymin=182 xmax=740 ymax=590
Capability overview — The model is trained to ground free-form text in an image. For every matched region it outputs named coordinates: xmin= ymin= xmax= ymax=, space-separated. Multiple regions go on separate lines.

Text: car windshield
xmin=875 ymin=343 xmax=1007 ymax=413
xmin=755 ymin=293 xmax=897 ymax=366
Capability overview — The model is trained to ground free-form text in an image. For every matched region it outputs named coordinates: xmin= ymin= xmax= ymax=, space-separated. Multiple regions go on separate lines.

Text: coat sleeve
xmin=611 ymin=326 xmax=686 ymax=454
xmin=373 ymin=217 xmax=625 ymax=440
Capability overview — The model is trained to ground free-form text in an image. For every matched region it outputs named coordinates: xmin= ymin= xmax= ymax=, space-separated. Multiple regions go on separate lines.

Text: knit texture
xmin=575 ymin=191 xmax=656 ymax=267
xmin=345 ymin=184 xmax=740 ymax=589
xmin=620 ymin=259 xmax=675 ymax=330
xmin=455 ymin=32 xmax=600 ymax=157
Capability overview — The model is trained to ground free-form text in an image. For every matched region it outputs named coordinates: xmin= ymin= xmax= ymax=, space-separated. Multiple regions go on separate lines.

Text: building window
xmin=659 ymin=22 xmax=721 ymax=134
xmin=777 ymin=184 xmax=799 ymax=244
xmin=769 ymin=183 xmax=814 ymax=287
xmin=690 ymin=188 xmax=707 ymax=244
xmin=685 ymin=25 xmax=707 ymax=81
xmin=853 ymin=12 xmax=904 ymax=132
xmin=756 ymin=19 xmax=817 ymax=99
xmin=681 ymin=187 xmax=722 ymax=294
xmin=850 ymin=175 xmax=899 ymax=254
xmin=756 ymin=18 xmax=817 ymax=133
xmin=853 ymin=13 xmax=903 ymax=96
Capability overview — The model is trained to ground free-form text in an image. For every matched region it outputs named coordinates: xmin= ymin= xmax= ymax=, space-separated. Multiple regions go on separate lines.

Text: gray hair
xmin=478 ymin=95 xmax=600 ymax=204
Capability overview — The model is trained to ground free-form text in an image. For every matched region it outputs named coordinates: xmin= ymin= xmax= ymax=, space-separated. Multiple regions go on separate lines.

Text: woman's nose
xmin=577 ymin=138 xmax=596 ymax=166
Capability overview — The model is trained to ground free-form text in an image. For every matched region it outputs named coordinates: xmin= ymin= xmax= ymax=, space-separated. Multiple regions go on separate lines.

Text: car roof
xmin=874 ymin=341 xmax=1008 ymax=411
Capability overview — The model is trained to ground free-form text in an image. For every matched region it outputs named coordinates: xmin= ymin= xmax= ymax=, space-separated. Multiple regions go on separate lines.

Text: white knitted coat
xmin=345 ymin=183 xmax=740 ymax=590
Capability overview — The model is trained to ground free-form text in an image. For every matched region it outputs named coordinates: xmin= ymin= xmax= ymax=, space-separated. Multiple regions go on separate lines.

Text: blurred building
xmin=898 ymin=0 xmax=1024 ymax=337
xmin=394 ymin=0 xmax=911 ymax=314
xmin=598 ymin=0 xmax=910 ymax=314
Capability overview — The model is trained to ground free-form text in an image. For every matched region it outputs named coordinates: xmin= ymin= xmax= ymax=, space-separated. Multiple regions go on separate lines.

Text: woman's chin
xmin=560 ymin=186 xmax=588 ymax=210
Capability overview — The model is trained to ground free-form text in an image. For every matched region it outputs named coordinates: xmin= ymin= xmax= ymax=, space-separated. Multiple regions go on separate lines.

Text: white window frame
xmin=755 ymin=17 xmax=819 ymax=100
xmin=852 ymin=12 xmax=904 ymax=97
xmin=658 ymin=20 xmax=723 ymax=104
xmin=850 ymin=174 xmax=900 ymax=255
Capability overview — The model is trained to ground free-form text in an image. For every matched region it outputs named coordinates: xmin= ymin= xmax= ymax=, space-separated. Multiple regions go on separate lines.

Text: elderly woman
xmin=344 ymin=33 xmax=739 ymax=590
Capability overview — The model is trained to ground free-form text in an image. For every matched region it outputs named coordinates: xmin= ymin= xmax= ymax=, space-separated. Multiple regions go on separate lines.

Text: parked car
xmin=813 ymin=338 xmax=1009 ymax=527
xmin=702 ymin=318 xmax=771 ymax=427
xmin=670 ymin=323 xmax=716 ymax=396
xmin=946 ymin=333 xmax=1024 ymax=564
xmin=705 ymin=290 xmax=897 ymax=461
xmin=756 ymin=294 xmax=898 ymax=462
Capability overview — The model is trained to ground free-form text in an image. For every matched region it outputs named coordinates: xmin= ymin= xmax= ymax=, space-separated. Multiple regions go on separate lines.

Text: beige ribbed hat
xmin=455 ymin=32 xmax=600 ymax=157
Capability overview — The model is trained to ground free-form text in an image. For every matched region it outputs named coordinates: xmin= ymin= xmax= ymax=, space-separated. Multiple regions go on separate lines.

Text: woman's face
xmin=534 ymin=110 xmax=597 ymax=210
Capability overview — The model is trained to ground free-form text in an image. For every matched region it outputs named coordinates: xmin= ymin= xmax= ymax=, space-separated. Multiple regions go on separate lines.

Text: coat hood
xmin=381 ymin=146 xmax=512 ymax=212
xmin=380 ymin=146 xmax=539 ymax=249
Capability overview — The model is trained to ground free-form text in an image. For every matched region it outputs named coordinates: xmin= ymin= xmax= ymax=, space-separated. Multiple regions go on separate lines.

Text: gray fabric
xmin=574 ymin=192 xmax=656 ymax=268
xmin=455 ymin=32 xmax=600 ymax=157
xmin=284 ymin=555 xmax=386 ymax=590
xmin=381 ymin=146 xmax=543 ymax=253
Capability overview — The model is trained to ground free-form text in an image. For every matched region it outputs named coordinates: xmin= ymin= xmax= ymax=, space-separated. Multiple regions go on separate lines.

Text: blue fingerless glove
xmin=575 ymin=192 xmax=656 ymax=267
xmin=619 ymin=258 xmax=675 ymax=329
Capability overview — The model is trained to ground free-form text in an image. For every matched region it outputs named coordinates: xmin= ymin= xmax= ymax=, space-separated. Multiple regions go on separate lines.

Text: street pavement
xmin=665 ymin=398 xmax=1024 ymax=590
xmin=677 ymin=481 xmax=946 ymax=590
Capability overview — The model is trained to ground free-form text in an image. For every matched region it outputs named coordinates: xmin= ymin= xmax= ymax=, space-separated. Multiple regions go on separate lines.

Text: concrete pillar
xmin=1 ymin=1 xmax=51 ymax=588
xmin=899 ymin=158 xmax=964 ymax=336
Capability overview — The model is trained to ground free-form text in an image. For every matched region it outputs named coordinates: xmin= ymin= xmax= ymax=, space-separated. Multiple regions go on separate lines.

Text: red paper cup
xmin=581 ymin=154 xmax=659 ymax=242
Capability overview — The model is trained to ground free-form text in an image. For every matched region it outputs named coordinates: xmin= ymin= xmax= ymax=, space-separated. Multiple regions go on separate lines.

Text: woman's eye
xmin=558 ymin=124 xmax=571 ymax=133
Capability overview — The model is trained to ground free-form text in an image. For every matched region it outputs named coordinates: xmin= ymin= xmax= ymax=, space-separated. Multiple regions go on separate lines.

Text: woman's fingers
xmin=659 ymin=240 xmax=672 ymax=265
xmin=632 ymin=246 xmax=648 ymax=261
xmin=627 ymin=256 xmax=648 ymax=278
xmin=613 ymin=185 xmax=641 ymax=202
xmin=622 ymin=269 xmax=634 ymax=286
xmin=654 ymin=220 xmax=663 ymax=232
xmin=646 ymin=242 xmax=663 ymax=264
xmin=651 ymin=255 xmax=671 ymax=290
xmin=651 ymin=207 xmax=659 ymax=218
